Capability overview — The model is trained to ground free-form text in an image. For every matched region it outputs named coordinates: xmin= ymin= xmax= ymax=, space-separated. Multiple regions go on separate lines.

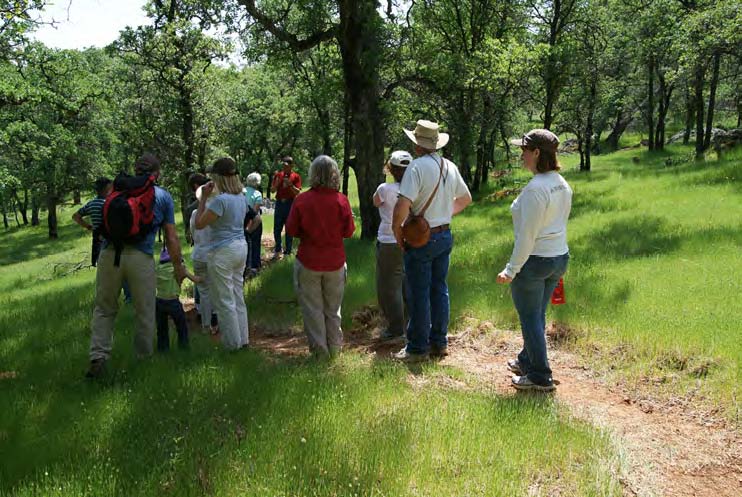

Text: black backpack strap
xmin=113 ymin=242 xmax=123 ymax=267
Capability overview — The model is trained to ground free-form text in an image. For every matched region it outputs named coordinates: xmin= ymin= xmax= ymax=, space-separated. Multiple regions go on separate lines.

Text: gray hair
xmin=246 ymin=172 xmax=261 ymax=188
xmin=308 ymin=155 xmax=340 ymax=190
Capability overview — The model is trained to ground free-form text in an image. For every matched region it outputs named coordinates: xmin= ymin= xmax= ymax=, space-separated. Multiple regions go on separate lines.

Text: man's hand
xmin=392 ymin=196 xmax=413 ymax=252
xmin=496 ymin=271 xmax=513 ymax=284
xmin=173 ymin=263 xmax=187 ymax=285
xmin=393 ymin=225 xmax=405 ymax=252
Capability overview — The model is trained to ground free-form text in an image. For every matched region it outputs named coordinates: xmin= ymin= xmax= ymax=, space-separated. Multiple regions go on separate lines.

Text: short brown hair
xmin=526 ymin=145 xmax=561 ymax=173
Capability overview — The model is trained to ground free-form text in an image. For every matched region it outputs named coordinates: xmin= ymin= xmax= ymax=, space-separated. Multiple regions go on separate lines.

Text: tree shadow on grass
xmin=0 ymin=222 xmax=88 ymax=266
xmin=0 ymin=272 xmax=586 ymax=497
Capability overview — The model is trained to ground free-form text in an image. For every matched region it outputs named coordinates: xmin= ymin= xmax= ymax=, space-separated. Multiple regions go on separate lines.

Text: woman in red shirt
xmin=286 ymin=155 xmax=355 ymax=357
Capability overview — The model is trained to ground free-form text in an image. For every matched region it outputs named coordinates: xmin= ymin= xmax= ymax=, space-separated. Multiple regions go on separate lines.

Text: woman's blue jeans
xmin=510 ymin=253 xmax=569 ymax=385
xmin=403 ymin=230 xmax=453 ymax=355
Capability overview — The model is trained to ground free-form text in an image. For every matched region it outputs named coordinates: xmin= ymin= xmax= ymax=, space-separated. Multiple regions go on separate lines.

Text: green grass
xmin=0 ymin=181 xmax=620 ymax=495
xmin=253 ymin=145 xmax=742 ymax=414
xmin=1 ymin=145 xmax=740 ymax=495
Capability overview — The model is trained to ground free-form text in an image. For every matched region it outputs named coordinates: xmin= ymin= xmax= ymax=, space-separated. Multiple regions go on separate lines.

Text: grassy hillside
xmin=1 ymin=144 xmax=740 ymax=495
xmin=252 ymin=145 xmax=742 ymax=412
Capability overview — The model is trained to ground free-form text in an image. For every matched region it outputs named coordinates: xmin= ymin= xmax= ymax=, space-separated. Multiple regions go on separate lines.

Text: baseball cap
xmin=510 ymin=129 xmax=560 ymax=151
xmin=281 ymin=156 xmax=294 ymax=165
xmin=389 ymin=150 xmax=413 ymax=167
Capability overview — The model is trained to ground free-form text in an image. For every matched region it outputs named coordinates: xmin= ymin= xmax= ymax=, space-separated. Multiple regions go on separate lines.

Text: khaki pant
xmin=376 ymin=242 xmax=405 ymax=335
xmin=90 ymin=247 xmax=156 ymax=361
xmin=293 ymin=259 xmax=346 ymax=356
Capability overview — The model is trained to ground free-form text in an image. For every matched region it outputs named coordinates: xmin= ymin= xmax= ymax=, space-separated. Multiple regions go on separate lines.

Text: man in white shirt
xmin=391 ymin=120 xmax=472 ymax=362
xmin=374 ymin=150 xmax=412 ymax=341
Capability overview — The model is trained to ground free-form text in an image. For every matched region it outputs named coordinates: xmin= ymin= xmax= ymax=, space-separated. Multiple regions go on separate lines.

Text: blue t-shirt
xmin=135 ymin=186 xmax=175 ymax=255
xmin=102 ymin=186 xmax=175 ymax=256
xmin=206 ymin=193 xmax=248 ymax=251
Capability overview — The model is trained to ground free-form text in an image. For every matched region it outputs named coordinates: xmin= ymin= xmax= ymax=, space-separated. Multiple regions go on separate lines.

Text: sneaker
xmin=272 ymin=252 xmax=281 ymax=261
xmin=507 ymin=359 xmax=523 ymax=375
xmin=392 ymin=347 xmax=429 ymax=363
xmin=85 ymin=359 xmax=106 ymax=379
xmin=511 ymin=375 xmax=555 ymax=392
xmin=430 ymin=344 xmax=448 ymax=358
xmin=380 ymin=329 xmax=405 ymax=342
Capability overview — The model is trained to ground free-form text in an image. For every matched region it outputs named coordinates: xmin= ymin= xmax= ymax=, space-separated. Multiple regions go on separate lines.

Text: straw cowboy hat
xmin=404 ymin=120 xmax=450 ymax=150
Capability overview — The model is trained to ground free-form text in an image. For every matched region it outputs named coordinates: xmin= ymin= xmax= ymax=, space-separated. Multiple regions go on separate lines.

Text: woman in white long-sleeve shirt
xmin=496 ymin=129 xmax=572 ymax=392
xmin=190 ymin=185 xmax=216 ymax=333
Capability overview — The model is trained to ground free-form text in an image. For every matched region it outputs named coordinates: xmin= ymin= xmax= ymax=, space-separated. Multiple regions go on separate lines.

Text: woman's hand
xmin=496 ymin=271 xmax=512 ymax=284
xmin=200 ymin=181 xmax=215 ymax=198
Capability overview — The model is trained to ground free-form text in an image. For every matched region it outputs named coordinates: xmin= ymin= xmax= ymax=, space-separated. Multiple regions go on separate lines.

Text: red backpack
xmin=102 ymin=173 xmax=157 ymax=266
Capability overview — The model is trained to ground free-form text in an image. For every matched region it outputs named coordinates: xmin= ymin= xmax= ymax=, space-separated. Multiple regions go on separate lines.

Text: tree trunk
xmin=12 ymin=189 xmax=29 ymax=225
xmin=73 ymin=189 xmax=81 ymax=205
xmin=655 ymin=76 xmax=673 ymax=151
xmin=473 ymin=95 xmax=491 ymax=192
xmin=605 ymin=108 xmax=633 ymax=150
xmin=703 ymin=52 xmax=720 ymax=151
xmin=577 ymin=133 xmax=585 ymax=170
xmin=47 ymin=190 xmax=58 ymax=239
xmin=583 ymin=79 xmax=596 ymax=172
xmin=342 ymin=90 xmax=352 ymax=196
xmin=31 ymin=196 xmax=40 ymax=226
xmin=683 ymin=84 xmax=694 ymax=144
xmin=647 ymin=56 xmax=655 ymax=151
xmin=338 ymin=0 xmax=385 ymax=240
xmin=180 ymin=88 xmax=196 ymax=236
xmin=694 ymin=61 xmax=706 ymax=158
xmin=1 ymin=194 xmax=8 ymax=229
xmin=736 ymin=93 xmax=741 ymax=128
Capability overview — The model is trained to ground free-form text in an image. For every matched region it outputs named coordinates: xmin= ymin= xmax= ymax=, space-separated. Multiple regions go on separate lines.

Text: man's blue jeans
xmin=273 ymin=200 xmax=293 ymax=254
xmin=404 ymin=230 xmax=453 ymax=354
xmin=510 ymin=253 xmax=569 ymax=385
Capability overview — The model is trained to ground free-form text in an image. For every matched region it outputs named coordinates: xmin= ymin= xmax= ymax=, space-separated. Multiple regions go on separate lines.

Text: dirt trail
xmin=245 ymin=310 xmax=742 ymax=497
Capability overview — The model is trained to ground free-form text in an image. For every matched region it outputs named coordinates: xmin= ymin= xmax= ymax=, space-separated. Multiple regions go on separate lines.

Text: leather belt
xmin=430 ymin=224 xmax=450 ymax=234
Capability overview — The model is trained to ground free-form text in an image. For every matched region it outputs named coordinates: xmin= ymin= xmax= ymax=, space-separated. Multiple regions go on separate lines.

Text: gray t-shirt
xmin=398 ymin=153 xmax=470 ymax=228
xmin=206 ymin=193 xmax=248 ymax=251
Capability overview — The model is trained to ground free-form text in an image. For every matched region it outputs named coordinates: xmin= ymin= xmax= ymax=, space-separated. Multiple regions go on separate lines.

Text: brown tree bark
xmin=31 ymin=196 xmax=39 ymax=226
xmin=683 ymin=85 xmax=694 ymax=144
xmin=338 ymin=0 xmax=384 ymax=239
xmin=647 ymin=56 xmax=655 ymax=151
xmin=703 ymin=52 xmax=720 ymax=151
xmin=46 ymin=189 xmax=58 ymax=239
xmin=694 ymin=61 xmax=707 ymax=158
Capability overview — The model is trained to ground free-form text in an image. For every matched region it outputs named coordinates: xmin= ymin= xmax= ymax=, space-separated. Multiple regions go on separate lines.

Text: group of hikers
xmin=75 ymin=119 xmax=572 ymax=392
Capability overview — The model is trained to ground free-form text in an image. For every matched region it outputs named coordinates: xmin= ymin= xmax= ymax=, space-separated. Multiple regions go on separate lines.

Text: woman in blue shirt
xmin=195 ymin=157 xmax=255 ymax=350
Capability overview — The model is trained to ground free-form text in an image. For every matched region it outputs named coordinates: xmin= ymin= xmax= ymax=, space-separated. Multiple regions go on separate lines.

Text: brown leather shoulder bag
xmin=402 ymin=156 xmax=445 ymax=248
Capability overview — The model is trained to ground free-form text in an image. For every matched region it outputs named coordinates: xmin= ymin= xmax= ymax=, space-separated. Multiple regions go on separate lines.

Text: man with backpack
xmin=86 ymin=153 xmax=186 ymax=378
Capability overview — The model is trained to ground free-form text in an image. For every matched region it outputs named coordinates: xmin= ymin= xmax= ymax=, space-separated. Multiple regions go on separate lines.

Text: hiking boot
xmin=507 ymin=359 xmax=523 ymax=375
xmin=511 ymin=375 xmax=555 ymax=392
xmin=430 ymin=344 xmax=448 ymax=358
xmin=85 ymin=359 xmax=106 ymax=379
xmin=380 ymin=329 xmax=405 ymax=342
xmin=392 ymin=347 xmax=429 ymax=363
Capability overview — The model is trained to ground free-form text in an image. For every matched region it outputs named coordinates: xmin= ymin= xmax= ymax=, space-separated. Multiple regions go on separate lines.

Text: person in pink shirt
xmin=286 ymin=155 xmax=355 ymax=358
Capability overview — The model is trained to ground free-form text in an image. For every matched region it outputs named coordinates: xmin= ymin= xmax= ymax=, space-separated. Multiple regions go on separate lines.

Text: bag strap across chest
xmin=415 ymin=155 xmax=445 ymax=217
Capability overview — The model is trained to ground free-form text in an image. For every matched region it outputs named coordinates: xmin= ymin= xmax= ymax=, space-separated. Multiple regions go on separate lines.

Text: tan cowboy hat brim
xmin=404 ymin=128 xmax=450 ymax=150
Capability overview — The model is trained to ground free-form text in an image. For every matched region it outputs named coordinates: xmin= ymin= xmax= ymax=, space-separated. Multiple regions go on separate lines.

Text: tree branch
xmin=236 ymin=0 xmax=338 ymax=51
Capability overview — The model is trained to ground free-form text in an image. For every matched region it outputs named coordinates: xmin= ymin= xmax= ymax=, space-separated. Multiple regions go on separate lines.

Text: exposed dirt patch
xmin=246 ymin=311 xmax=742 ymax=497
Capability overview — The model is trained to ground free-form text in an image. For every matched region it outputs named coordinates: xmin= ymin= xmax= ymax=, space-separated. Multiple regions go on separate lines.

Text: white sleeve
xmin=453 ymin=167 xmax=470 ymax=199
xmin=504 ymin=189 xmax=548 ymax=278
xmin=398 ymin=165 xmax=421 ymax=202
